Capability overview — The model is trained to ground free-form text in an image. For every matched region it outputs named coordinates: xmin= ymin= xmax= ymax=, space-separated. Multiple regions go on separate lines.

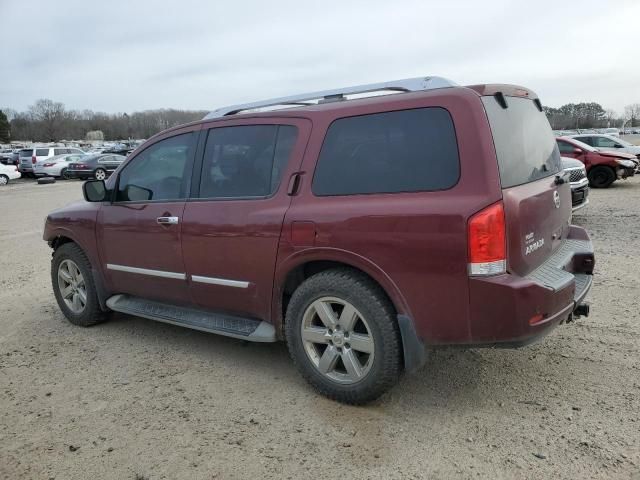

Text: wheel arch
xmin=273 ymin=248 xmax=412 ymax=337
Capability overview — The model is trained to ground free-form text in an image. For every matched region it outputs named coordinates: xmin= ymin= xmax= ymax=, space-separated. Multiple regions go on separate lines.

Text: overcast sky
xmin=1 ymin=0 xmax=639 ymax=115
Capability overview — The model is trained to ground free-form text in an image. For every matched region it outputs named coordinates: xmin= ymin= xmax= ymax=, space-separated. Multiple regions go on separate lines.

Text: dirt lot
xmin=0 ymin=178 xmax=638 ymax=480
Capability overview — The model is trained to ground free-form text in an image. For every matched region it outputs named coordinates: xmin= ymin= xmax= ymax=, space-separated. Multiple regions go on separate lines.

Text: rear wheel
xmin=51 ymin=243 xmax=110 ymax=326
xmin=94 ymin=168 xmax=106 ymax=181
xmin=285 ymin=268 xmax=402 ymax=404
xmin=588 ymin=166 xmax=615 ymax=188
xmin=61 ymin=168 xmax=70 ymax=180
xmin=0 ymin=175 xmax=8 ymax=186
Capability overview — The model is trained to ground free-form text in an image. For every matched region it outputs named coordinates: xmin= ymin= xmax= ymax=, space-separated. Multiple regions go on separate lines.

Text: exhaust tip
xmin=574 ymin=303 xmax=590 ymax=318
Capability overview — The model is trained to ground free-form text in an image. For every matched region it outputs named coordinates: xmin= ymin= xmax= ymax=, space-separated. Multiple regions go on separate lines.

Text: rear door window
xmin=198 ymin=125 xmax=297 ymax=198
xmin=594 ymin=137 xmax=618 ymax=148
xmin=36 ymin=148 xmax=50 ymax=156
xmin=575 ymin=136 xmax=594 ymax=146
xmin=482 ymin=96 xmax=561 ymax=188
xmin=312 ymin=108 xmax=460 ymax=196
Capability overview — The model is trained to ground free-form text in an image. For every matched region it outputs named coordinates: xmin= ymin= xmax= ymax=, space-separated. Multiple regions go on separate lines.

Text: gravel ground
xmin=0 ymin=177 xmax=639 ymax=480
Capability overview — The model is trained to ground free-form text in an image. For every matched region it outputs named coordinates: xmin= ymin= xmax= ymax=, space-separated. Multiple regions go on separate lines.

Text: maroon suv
xmin=44 ymin=77 xmax=594 ymax=404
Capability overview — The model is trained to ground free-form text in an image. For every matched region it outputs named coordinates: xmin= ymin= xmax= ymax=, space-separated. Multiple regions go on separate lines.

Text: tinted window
xmin=575 ymin=136 xmax=593 ymax=146
xmin=19 ymin=150 xmax=32 ymax=157
xmin=54 ymin=148 xmax=68 ymax=155
xmin=594 ymin=137 xmax=617 ymax=148
xmin=557 ymin=140 xmax=576 ymax=154
xmin=69 ymin=148 xmax=84 ymax=154
xmin=116 ymin=133 xmax=194 ymax=202
xmin=483 ymin=97 xmax=561 ymax=188
xmin=199 ymin=125 xmax=297 ymax=198
xmin=312 ymin=108 xmax=459 ymax=196
xmin=36 ymin=148 xmax=50 ymax=156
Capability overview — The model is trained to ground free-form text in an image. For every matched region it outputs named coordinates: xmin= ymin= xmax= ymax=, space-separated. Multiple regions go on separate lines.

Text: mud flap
xmin=397 ymin=314 xmax=427 ymax=373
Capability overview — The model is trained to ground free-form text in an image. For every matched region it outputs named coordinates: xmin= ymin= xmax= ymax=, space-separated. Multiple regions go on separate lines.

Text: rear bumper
xmin=467 ymin=225 xmax=594 ymax=346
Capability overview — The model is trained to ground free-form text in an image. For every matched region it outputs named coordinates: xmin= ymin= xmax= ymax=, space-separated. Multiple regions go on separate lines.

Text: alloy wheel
xmin=94 ymin=169 xmax=106 ymax=180
xmin=301 ymin=297 xmax=375 ymax=384
xmin=58 ymin=259 xmax=87 ymax=314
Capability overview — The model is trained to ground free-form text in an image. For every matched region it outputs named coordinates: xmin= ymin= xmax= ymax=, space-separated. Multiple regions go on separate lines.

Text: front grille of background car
xmin=568 ymin=168 xmax=586 ymax=183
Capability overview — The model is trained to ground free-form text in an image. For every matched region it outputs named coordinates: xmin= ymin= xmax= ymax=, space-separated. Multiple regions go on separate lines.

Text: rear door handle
xmin=157 ymin=216 xmax=179 ymax=225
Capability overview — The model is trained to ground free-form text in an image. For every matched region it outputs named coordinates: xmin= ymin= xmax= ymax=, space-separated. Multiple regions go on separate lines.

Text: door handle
xmin=157 ymin=216 xmax=179 ymax=225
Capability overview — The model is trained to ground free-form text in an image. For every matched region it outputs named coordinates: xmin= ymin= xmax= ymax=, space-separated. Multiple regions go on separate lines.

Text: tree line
xmin=1 ymin=99 xmax=208 ymax=143
xmin=2 ymin=98 xmax=640 ymax=144
xmin=543 ymin=102 xmax=640 ymax=130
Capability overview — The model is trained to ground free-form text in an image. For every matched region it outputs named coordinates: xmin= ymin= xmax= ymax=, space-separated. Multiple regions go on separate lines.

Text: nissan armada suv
xmin=44 ymin=77 xmax=594 ymax=404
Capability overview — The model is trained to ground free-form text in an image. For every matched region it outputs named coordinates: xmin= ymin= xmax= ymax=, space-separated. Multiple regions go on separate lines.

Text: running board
xmin=106 ymin=294 xmax=276 ymax=342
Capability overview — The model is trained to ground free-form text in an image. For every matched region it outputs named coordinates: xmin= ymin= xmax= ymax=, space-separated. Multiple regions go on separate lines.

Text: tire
xmin=61 ymin=168 xmax=70 ymax=180
xmin=94 ymin=168 xmax=107 ymax=181
xmin=51 ymin=243 xmax=110 ymax=327
xmin=0 ymin=175 xmax=8 ymax=186
xmin=588 ymin=166 xmax=615 ymax=188
xmin=285 ymin=268 xmax=402 ymax=404
xmin=37 ymin=176 xmax=56 ymax=185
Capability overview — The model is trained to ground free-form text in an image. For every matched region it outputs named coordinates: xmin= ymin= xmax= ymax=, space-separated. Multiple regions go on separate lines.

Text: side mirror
xmin=573 ymin=148 xmax=583 ymax=154
xmin=83 ymin=180 xmax=107 ymax=202
xmin=125 ymin=184 xmax=153 ymax=202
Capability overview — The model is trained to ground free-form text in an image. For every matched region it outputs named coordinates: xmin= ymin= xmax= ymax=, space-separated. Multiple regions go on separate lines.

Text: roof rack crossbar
xmin=203 ymin=76 xmax=457 ymax=119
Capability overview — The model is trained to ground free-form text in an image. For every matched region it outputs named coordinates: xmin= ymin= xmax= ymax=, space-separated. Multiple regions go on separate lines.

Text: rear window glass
xmin=482 ymin=96 xmax=561 ymax=188
xmin=312 ymin=108 xmax=460 ymax=196
xmin=19 ymin=150 xmax=32 ymax=157
xmin=36 ymin=148 xmax=50 ymax=156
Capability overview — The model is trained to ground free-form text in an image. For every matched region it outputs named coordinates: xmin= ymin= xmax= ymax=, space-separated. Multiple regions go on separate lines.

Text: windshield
xmin=482 ymin=96 xmax=561 ymax=188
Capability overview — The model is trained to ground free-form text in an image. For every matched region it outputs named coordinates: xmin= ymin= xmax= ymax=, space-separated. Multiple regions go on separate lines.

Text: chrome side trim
xmin=106 ymin=263 xmax=186 ymax=280
xmin=191 ymin=275 xmax=249 ymax=289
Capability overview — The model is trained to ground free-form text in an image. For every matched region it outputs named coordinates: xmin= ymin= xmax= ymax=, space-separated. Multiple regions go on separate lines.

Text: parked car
xmin=18 ymin=146 xmax=85 ymax=176
xmin=44 ymin=78 xmax=594 ymax=404
xmin=600 ymin=128 xmax=620 ymax=137
xmin=0 ymin=163 xmax=21 ymax=185
xmin=561 ymin=157 xmax=589 ymax=212
xmin=568 ymin=134 xmax=640 ymax=159
xmin=34 ymin=153 xmax=88 ymax=179
xmin=0 ymin=148 xmax=13 ymax=164
xmin=66 ymin=154 xmax=126 ymax=180
xmin=556 ymin=137 xmax=637 ymax=188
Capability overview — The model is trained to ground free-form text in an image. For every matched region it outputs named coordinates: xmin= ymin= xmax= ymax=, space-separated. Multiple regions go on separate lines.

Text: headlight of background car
xmin=616 ymin=159 xmax=636 ymax=168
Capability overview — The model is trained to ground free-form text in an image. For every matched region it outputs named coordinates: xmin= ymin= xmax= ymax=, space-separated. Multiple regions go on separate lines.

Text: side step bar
xmin=106 ymin=294 xmax=276 ymax=342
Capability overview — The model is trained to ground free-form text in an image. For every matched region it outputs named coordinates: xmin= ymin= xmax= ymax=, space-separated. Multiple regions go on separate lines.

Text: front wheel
xmin=94 ymin=168 xmax=107 ymax=181
xmin=285 ymin=268 xmax=402 ymax=404
xmin=51 ymin=243 xmax=110 ymax=326
xmin=588 ymin=166 xmax=615 ymax=188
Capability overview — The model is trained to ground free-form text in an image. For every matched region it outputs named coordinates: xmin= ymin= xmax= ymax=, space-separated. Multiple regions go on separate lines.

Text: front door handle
xmin=157 ymin=216 xmax=179 ymax=225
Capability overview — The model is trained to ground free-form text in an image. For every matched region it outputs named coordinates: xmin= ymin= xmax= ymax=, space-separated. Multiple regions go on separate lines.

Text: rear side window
xmin=36 ymin=148 xmax=49 ymax=156
xmin=312 ymin=108 xmax=459 ymax=196
xmin=482 ymin=96 xmax=561 ymax=188
xmin=54 ymin=148 xmax=68 ymax=155
xmin=198 ymin=125 xmax=297 ymax=199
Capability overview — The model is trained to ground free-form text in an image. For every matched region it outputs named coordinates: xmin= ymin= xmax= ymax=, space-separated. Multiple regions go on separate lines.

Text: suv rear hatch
xmin=480 ymin=89 xmax=571 ymax=277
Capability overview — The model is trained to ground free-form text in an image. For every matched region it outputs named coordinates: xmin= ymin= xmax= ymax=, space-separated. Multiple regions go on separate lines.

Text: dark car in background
xmin=66 ymin=154 xmax=126 ymax=180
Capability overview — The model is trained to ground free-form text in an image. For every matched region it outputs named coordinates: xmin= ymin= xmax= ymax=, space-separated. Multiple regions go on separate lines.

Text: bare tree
xmin=28 ymin=99 xmax=66 ymax=141
xmin=624 ymin=104 xmax=640 ymax=127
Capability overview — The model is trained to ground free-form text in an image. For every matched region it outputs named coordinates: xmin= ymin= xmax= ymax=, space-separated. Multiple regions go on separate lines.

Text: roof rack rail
xmin=203 ymin=76 xmax=457 ymax=119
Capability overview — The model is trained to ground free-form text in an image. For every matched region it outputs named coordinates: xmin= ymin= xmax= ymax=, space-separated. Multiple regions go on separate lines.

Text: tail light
xmin=468 ymin=201 xmax=506 ymax=276
xmin=43 ymin=163 xmax=56 ymax=167
xmin=32 ymin=156 xmax=37 ymax=164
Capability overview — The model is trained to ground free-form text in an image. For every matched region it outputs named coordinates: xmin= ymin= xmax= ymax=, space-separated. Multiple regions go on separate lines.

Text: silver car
xmin=33 ymin=153 xmax=87 ymax=179
xmin=569 ymin=134 xmax=640 ymax=158
xmin=562 ymin=157 xmax=589 ymax=212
